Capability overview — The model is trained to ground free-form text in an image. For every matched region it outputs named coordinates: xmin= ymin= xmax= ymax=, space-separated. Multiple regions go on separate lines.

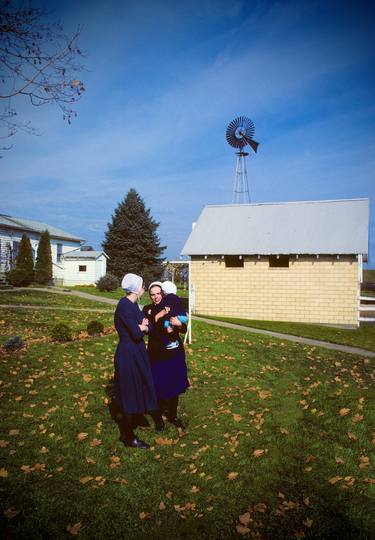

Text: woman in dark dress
xmin=114 ymin=273 xmax=163 ymax=449
xmin=143 ymin=282 xmax=189 ymax=429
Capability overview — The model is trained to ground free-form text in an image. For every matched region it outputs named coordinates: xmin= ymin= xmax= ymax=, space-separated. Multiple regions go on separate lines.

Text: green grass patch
xmin=0 ymin=312 xmax=373 ymax=539
xmin=196 ymin=315 xmax=375 ymax=353
xmin=0 ymin=290 xmax=113 ymax=308
xmin=70 ymin=284 xmax=189 ymax=300
xmin=0 ymin=308 xmax=114 ymax=345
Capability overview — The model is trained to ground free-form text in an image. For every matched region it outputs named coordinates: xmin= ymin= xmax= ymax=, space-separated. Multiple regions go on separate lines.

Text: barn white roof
xmin=62 ymin=250 xmax=108 ymax=260
xmin=181 ymin=198 xmax=369 ymax=257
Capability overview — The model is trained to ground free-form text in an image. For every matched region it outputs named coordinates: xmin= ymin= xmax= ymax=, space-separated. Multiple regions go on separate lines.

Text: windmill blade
xmin=245 ymin=137 xmax=259 ymax=153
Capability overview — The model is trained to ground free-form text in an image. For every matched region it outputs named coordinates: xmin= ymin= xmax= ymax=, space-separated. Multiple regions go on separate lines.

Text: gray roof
xmin=181 ymin=198 xmax=369 ymax=256
xmin=62 ymin=250 xmax=108 ymax=260
xmin=0 ymin=214 xmax=83 ymax=242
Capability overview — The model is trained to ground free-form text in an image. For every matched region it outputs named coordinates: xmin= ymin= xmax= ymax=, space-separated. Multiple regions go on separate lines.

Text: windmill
xmin=226 ymin=116 xmax=259 ymax=204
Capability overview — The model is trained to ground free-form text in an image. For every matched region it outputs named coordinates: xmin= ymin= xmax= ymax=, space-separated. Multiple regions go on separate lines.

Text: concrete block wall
xmin=190 ymin=255 xmax=358 ymax=325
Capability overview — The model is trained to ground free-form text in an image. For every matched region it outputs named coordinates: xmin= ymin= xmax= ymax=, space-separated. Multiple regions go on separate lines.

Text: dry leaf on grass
xmin=253 ymin=449 xmax=265 ymax=458
xmin=339 ymin=408 xmax=350 ymax=416
xmin=77 ymin=433 xmax=88 ymax=441
xmin=236 ymin=524 xmax=250 ymax=535
xmin=227 ymin=472 xmax=238 ymax=480
xmin=66 ymin=522 xmax=82 ymax=535
xmin=239 ymin=512 xmax=252 ymax=525
xmin=4 ymin=507 xmax=20 ymax=519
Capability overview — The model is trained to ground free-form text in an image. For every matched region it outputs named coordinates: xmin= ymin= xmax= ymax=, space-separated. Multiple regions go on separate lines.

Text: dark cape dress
xmin=143 ymin=301 xmax=189 ymax=401
xmin=114 ymin=297 xmax=158 ymax=415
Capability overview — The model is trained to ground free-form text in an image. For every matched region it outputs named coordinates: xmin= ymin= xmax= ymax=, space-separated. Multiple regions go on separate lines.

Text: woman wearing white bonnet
xmin=113 ymin=273 xmax=163 ymax=449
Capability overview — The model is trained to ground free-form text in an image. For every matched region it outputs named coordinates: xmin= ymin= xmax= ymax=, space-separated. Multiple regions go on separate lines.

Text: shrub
xmin=34 ymin=230 xmax=53 ymax=285
xmin=87 ymin=320 xmax=104 ymax=335
xmin=50 ymin=323 xmax=72 ymax=342
xmin=6 ymin=268 xmax=31 ymax=287
xmin=3 ymin=336 xmax=24 ymax=351
xmin=14 ymin=233 xmax=34 ymax=285
xmin=96 ymin=273 xmax=119 ymax=291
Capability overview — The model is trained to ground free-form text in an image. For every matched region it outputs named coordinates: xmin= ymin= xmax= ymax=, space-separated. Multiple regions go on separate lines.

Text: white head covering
xmin=121 ymin=273 xmax=143 ymax=293
xmin=148 ymin=281 xmax=163 ymax=292
xmin=162 ymin=280 xmax=177 ymax=295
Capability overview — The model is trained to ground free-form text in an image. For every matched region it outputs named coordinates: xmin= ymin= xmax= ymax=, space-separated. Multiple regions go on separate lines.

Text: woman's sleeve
xmin=118 ymin=303 xmax=144 ymax=342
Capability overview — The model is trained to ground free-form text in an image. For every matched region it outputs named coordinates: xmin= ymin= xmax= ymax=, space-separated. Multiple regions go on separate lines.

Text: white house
xmin=61 ymin=249 xmax=108 ymax=286
xmin=0 ymin=214 xmax=107 ymax=286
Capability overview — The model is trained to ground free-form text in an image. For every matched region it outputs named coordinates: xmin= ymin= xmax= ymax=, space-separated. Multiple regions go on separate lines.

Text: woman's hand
xmin=138 ymin=318 xmax=149 ymax=332
xmin=169 ymin=316 xmax=182 ymax=327
xmin=155 ymin=306 xmax=170 ymax=322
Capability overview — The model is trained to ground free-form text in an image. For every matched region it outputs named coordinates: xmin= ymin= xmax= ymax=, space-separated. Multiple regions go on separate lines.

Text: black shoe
xmin=155 ymin=420 xmax=166 ymax=432
xmin=168 ymin=417 xmax=185 ymax=429
xmin=121 ymin=437 xmax=150 ymax=449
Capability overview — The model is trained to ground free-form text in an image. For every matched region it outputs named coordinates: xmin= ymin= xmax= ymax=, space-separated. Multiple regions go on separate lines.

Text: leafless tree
xmin=0 ymin=0 xmax=85 ymax=153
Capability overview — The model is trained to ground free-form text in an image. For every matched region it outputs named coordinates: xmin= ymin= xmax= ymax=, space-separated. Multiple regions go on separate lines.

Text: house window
xmin=269 ymin=255 xmax=289 ymax=268
xmin=79 ymin=265 xmax=87 ymax=272
xmin=225 ymin=256 xmax=244 ymax=268
xmin=57 ymin=243 xmax=63 ymax=262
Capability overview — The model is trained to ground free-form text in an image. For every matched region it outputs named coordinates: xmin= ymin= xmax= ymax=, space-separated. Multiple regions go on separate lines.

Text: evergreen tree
xmin=34 ymin=230 xmax=53 ymax=284
xmin=103 ymin=189 xmax=165 ymax=285
xmin=7 ymin=233 xmax=34 ymax=286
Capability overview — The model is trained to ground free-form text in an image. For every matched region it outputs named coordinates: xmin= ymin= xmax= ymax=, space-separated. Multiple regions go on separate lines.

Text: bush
xmin=3 ymin=336 xmax=25 ymax=352
xmin=6 ymin=268 xmax=32 ymax=287
xmin=35 ymin=230 xmax=53 ymax=285
xmin=50 ymin=323 xmax=72 ymax=342
xmin=87 ymin=320 xmax=104 ymax=335
xmin=96 ymin=273 xmax=119 ymax=291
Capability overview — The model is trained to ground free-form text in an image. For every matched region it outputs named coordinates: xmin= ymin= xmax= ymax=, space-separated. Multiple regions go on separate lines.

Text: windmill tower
xmin=226 ymin=116 xmax=259 ymax=204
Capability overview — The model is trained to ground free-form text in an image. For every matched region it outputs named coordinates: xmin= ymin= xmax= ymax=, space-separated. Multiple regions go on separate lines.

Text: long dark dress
xmin=114 ymin=297 xmax=158 ymax=414
xmin=143 ymin=302 xmax=189 ymax=400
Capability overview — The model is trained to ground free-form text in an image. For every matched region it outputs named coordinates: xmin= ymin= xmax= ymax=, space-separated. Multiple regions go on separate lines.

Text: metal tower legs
xmin=233 ymin=151 xmax=250 ymax=204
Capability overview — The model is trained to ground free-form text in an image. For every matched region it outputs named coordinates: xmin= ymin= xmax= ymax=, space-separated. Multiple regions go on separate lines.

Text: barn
xmin=181 ymin=198 xmax=369 ymax=326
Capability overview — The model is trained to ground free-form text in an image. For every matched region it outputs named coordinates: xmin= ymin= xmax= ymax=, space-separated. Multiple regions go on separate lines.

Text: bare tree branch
xmin=0 ymin=0 xmax=86 ymax=154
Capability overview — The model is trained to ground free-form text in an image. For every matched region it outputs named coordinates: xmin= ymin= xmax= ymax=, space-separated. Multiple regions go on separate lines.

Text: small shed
xmin=181 ymin=198 xmax=369 ymax=326
xmin=61 ymin=250 xmax=108 ymax=286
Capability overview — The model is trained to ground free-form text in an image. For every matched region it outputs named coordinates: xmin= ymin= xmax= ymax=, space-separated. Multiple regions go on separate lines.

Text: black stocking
xmin=167 ymin=396 xmax=179 ymax=420
xmin=121 ymin=413 xmax=135 ymax=440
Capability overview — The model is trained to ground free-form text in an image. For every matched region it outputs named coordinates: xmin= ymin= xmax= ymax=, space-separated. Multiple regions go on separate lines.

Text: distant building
xmin=182 ymin=199 xmax=369 ymax=326
xmin=0 ymin=214 xmax=107 ymax=286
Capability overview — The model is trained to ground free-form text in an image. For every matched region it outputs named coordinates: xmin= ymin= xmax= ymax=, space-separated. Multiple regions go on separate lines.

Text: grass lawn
xmin=0 ymin=297 xmax=374 ymax=538
xmin=196 ymin=315 xmax=375 ymax=353
xmin=0 ymin=307 xmax=114 ymax=346
xmin=0 ymin=290 xmax=114 ymax=308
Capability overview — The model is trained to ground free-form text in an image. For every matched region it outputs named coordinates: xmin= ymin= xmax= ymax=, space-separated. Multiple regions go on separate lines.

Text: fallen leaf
xmin=227 ymin=472 xmax=238 ymax=480
xmin=352 ymin=414 xmax=363 ymax=424
xmin=9 ymin=429 xmax=19 ymax=436
xmin=191 ymin=485 xmax=200 ymax=493
xmin=0 ymin=440 xmax=9 ymax=448
xmin=279 ymin=427 xmax=289 ymax=435
xmin=239 ymin=512 xmax=252 ymax=525
xmin=347 ymin=432 xmax=357 ymax=440
xmin=335 ymin=457 xmax=345 ymax=464
xmin=303 ymin=497 xmax=310 ymax=506
xmin=233 ymin=414 xmax=242 ymax=422
xmin=77 ymin=433 xmax=88 ymax=441
xmin=66 ymin=522 xmax=82 ymax=535
xmin=155 ymin=437 xmax=176 ymax=446
xmin=0 ymin=467 xmax=8 ymax=478
xmin=79 ymin=476 xmax=93 ymax=484
xmin=159 ymin=501 xmax=166 ymax=510
xmin=139 ymin=511 xmax=150 ymax=520
xmin=303 ymin=518 xmax=313 ymax=527
xmin=236 ymin=524 xmax=250 ymax=535
xmin=89 ymin=439 xmax=102 ymax=447
xmin=253 ymin=449 xmax=265 ymax=458
xmin=4 ymin=507 xmax=19 ymax=519
xmin=328 ymin=476 xmax=342 ymax=484
xmin=253 ymin=503 xmax=267 ymax=513
xmin=339 ymin=408 xmax=350 ymax=416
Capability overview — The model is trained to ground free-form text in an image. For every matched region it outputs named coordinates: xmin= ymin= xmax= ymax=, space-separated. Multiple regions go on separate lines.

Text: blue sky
xmin=1 ymin=0 xmax=374 ymax=266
